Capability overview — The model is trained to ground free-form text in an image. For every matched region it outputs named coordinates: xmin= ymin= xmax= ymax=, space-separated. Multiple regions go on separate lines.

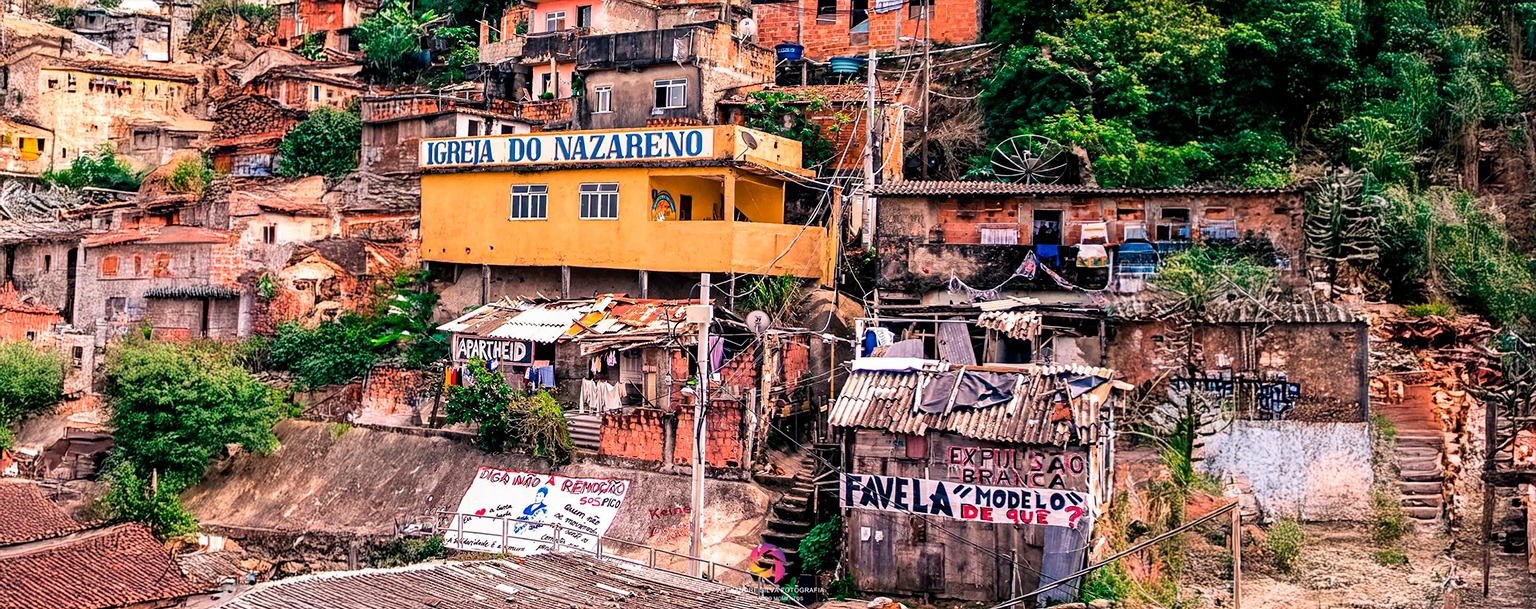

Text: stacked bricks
xmin=209 ymin=241 xmax=246 ymax=287
xmin=598 ymin=408 xmax=668 ymax=462
xmin=360 ymin=365 xmax=429 ymax=417
xmin=673 ymin=401 xmax=745 ymax=468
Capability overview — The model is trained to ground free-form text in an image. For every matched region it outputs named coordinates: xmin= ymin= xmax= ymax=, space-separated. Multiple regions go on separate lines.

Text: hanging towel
xmin=709 ymin=336 xmax=725 ymax=373
xmin=1036 ymin=244 xmax=1060 ymax=265
xmin=607 ymin=352 xmax=618 ymax=367
xmin=535 ymin=365 xmax=556 ymax=388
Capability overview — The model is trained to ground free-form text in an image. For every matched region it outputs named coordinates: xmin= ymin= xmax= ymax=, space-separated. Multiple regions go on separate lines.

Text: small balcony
xmin=361 ymin=93 xmax=572 ymax=125
xmin=510 ymin=24 xmax=773 ymax=80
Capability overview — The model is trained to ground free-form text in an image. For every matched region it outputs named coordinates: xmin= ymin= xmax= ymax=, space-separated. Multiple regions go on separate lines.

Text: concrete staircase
xmin=761 ymin=452 xmax=820 ymax=571
xmin=568 ymin=413 xmax=601 ymax=451
xmin=1381 ymin=385 xmax=1446 ymax=521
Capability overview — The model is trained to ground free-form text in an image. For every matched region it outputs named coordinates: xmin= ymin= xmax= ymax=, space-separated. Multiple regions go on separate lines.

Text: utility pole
xmin=1232 ymin=498 xmax=1242 ymax=608
xmin=688 ymin=273 xmax=712 ymax=578
xmin=919 ymin=9 xmax=931 ymax=179
xmin=797 ymin=0 xmax=807 ymax=85
xmin=861 ymin=49 xmax=879 ymax=248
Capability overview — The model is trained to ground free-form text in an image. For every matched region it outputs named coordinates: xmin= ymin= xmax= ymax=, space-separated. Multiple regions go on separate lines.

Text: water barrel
xmin=775 ymin=42 xmax=805 ymax=61
xmin=828 ymin=55 xmax=867 ymax=75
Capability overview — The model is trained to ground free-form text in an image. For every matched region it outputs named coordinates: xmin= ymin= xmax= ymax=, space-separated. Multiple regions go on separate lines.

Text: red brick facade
xmin=362 ymin=365 xmax=430 ymax=418
xmin=598 ymin=407 xmax=669 ymax=463
xmin=673 ymin=404 xmax=746 ymax=468
xmin=753 ymin=0 xmax=981 ymax=61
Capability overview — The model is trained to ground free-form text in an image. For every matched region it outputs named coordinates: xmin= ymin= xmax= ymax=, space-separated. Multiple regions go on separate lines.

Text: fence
xmin=417 ymin=510 xmax=785 ymax=597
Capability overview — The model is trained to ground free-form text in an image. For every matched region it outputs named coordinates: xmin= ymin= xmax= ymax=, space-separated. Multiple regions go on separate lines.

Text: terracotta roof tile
xmin=0 ymin=523 xmax=204 ymax=609
xmin=0 ymin=480 xmax=82 ymax=546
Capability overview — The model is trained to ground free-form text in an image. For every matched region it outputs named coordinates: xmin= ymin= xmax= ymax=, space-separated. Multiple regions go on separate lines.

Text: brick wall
xmin=674 ymin=401 xmax=745 ymax=468
xmin=754 ymin=0 xmax=980 ymax=61
xmin=209 ymin=241 xmax=245 ymax=288
xmin=361 ymin=365 xmax=430 ymax=417
xmin=599 ymin=407 xmax=669 ymax=462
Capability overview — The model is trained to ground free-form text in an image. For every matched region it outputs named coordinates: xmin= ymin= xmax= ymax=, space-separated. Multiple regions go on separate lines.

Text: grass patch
xmin=1266 ymin=519 xmax=1305 ymax=573
xmin=1370 ymin=490 xmax=1409 ymax=545
xmin=1404 ymin=302 xmax=1454 ymax=317
xmin=328 ymin=422 xmax=352 ymax=442
xmin=1370 ymin=413 xmax=1397 ymax=445
xmin=1374 ymin=547 xmax=1408 ymax=566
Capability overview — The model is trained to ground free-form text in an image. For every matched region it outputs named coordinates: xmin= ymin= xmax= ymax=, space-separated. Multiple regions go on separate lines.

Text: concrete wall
xmin=1107 ymin=320 xmax=1369 ymax=422
xmin=1201 ymin=420 xmax=1373 ymax=521
xmin=583 ymin=65 xmax=705 ymax=130
xmin=2 ymin=241 xmax=77 ymax=314
xmin=34 ymin=67 xmax=202 ymax=171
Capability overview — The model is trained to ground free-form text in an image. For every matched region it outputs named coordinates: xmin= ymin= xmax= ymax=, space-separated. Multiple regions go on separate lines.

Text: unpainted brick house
xmin=868 ymin=181 xmax=1306 ymax=304
xmin=752 ymin=0 xmax=981 ymax=61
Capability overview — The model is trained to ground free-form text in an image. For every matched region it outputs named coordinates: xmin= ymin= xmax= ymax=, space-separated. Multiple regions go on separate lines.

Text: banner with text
xmin=444 ymin=467 xmax=630 ymax=555
xmin=841 ymin=472 xmax=1091 ymax=528
xmin=420 ymin=128 xmax=715 ymax=169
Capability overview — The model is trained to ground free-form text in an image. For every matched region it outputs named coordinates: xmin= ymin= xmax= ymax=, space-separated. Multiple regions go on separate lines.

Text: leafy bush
xmin=1370 ymin=490 xmax=1409 ymax=545
xmin=1151 ymin=245 xmax=1278 ymax=315
xmin=277 ymin=108 xmax=362 ymax=178
xmin=166 ymin=157 xmax=216 ymax=195
xmin=741 ymin=91 xmax=848 ymax=168
xmin=520 ymin=391 xmax=574 ymax=464
xmin=105 ymin=340 xmax=283 ymax=490
xmin=797 ymin=516 xmax=842 ymax=574
xmin=185 ymin=0 xmax=277 ymax=56
xmin=370 ymin=271 xmax=449 ymax=369
xmin=268 ymin=316 xmax=382 ymax=389
xmin=355 ymin=0 xmax=437 ymax=81
xmin=736 ymin=274 xmax=804 ymax=320
xmin=371 ymin=534 xmax=447 ymax=567
xmin=1079 ymin=560 xmax=1132 ymax=603
xmin=41 ymin=145 xmax=143 ymax=191
xmin=1266 ymin=519 xmax=1305 ymax=573
xmin=445 ymin=362 xmax=518 ymax=452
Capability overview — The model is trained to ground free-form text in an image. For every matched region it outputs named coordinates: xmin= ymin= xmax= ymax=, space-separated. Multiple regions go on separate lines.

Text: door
xmin=1032 ymin=210 xmax=1062 ymax=245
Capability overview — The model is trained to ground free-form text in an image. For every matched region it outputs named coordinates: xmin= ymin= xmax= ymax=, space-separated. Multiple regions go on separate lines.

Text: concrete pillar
xmin=561 ymin=265 xmax=571 ymax=298
xmin=639 ymin=270 xmax=649 ymax=299
xmin=480 ymin=264 xmax=490 ymax=305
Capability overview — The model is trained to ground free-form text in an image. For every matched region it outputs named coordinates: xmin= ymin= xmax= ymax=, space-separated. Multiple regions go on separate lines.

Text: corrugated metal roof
xmin=217 ymin=553 xmax=782 ymax=609
xmin=868 ymin=181 xmax=1304 ymax=197
xmin=1109 ymin=298 xmax=1362 ymax=324
xmin=829 ymin=361 xmax=1119 ymax=445
xmin=437 ymin=296 xmax=701 ymax=345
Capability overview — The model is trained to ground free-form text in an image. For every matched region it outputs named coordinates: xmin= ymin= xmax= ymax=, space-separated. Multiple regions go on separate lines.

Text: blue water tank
xmin=775 ymin=43 xmax=804 ymax=61
xmin=828 ymin=56 xmax=867 ymax=75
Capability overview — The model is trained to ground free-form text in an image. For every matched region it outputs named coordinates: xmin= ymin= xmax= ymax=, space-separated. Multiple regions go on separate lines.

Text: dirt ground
xmin=1182 ymin=522 xmax=1459 ymax=609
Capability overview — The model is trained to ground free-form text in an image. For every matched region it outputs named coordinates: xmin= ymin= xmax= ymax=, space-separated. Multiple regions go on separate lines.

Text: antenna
xmin=990 ymin=134 xmax=1069 ymax=184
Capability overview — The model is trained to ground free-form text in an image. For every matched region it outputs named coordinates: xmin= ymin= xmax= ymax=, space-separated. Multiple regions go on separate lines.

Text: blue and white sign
xmin=420 ymin=128 xmax=716 ymax=169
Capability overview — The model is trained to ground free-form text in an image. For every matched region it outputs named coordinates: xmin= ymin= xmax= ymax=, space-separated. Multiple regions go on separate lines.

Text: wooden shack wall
xmin=843 ymin=429 xmax=1100 ymax=601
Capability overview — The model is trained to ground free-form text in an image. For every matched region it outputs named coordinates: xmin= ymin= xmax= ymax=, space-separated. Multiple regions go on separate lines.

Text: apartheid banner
xmin=444 ymin=467 xmax=630 ymax=555
xmin=840 ymin=472 xmax=1091 ymax=529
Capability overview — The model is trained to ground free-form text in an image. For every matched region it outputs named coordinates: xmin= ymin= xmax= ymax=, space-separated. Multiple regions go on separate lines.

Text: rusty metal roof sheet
xmin=977 ymin=310 xmax=1042 ymax=341
xmin=829 ymin=361 xmax=1120 ymax=445
xmin=438 ymin=296 xmax=704 ymax=345
xmin=1108 ymin=298 xmax=1362 ymax=324
xmin=218 ymin=553 xmax=784 ymax=609
xmin=868 ymin=181 xmax=1305 ymax=197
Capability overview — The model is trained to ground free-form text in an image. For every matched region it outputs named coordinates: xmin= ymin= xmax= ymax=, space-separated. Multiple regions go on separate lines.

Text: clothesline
xmin=946 ymin=251 xmax=1111 ymax=305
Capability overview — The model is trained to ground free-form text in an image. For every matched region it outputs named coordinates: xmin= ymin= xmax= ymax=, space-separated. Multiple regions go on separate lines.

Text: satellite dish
xmin=746 ymin=310 xmax=771 ymax=336
xmin=740 ymin=131 xmax=759 ymax=150
xmin=991 ymin=134 xmax=1069 ymax=184
xmin=738 ymin=18 xmax=758 ymax=40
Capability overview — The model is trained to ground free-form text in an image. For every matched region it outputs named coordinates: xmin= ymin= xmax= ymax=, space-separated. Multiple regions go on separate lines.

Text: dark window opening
xmin=679 ymin=194 xmax=693 ymax=221
xmin=816 ymin=0 xmax=836 ymax=23
xmin=43 ymin=255 xmax=51 ymax=273
xmin=908 ymin=0 xmax=932 ymax=18
xmin=262 ymin=225 xmax=277 ymax=244
xmin=576 ymin=5 xmax=592 ymax=28
xmin=1032 ymin=210 xmax=1062 ymax=245
xmin=849 ymin=0 xmax=868 ymax=32
xmin=1479 ymin=158 xmax=1498 ymax=185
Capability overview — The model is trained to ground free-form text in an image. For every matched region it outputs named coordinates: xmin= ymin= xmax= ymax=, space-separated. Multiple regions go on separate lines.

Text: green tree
xmin=98 ymin=462 xmax=199 ymax=539
xmin=355 ymin=0 xmax=438 ymax=82
xmin=370 ymin=271 xmax=449 ymax=368
xmin=277 ymin=108 xmax=362 ymax=178
xmin=105 ymin=340 xmax=283 ymax=490
xmin=0 ymin=341 xmax=65 ymax=449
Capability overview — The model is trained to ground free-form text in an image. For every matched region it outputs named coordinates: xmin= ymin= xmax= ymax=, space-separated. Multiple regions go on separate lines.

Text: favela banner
xmin=444 ymin=467 xmax=630 ymax=555
xmin=840 ymin=473 xmax=1091 ymax=528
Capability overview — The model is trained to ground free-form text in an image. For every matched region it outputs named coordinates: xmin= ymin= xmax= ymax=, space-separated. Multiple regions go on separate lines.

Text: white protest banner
xmin=444 ymin=467 xmax=630 ymax=555
xmin=840 ymin=472 xmax=1091 ymax=528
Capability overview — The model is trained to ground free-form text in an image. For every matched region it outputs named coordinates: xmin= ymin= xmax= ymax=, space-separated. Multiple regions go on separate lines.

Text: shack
xmin=831 ymin=358 xmax=1122 ymax=602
